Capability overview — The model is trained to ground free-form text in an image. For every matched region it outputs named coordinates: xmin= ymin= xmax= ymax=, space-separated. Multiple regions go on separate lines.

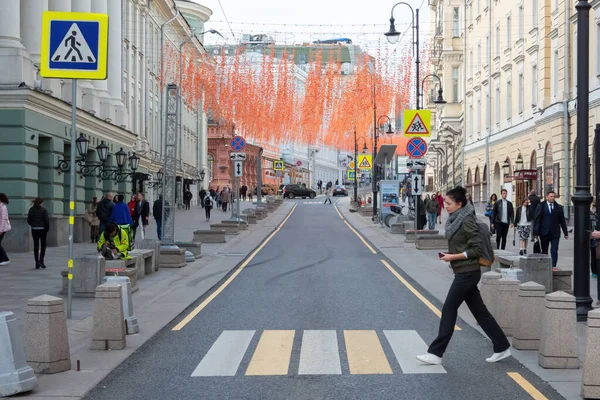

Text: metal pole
xmin=67 ymin=78 xmax=77 ymax=319
xmin=354 ymin=129 xmax=358 ymax=202
xmin=414 ymin=7 xmax=420 ymax=230
xmin=595 ymin=124 xmax=600 ymax=230
xmin=452 ymin=144 xmax=456 ymax=187
xmin=372 ymin=83 xmax=378 ymax=220
xmin=256 ymin=148 xmax=263 ymax=204
xmin=574 ymin=0 xmax=593 ymax=321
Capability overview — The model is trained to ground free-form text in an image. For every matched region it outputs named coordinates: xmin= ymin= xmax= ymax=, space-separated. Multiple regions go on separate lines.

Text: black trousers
xmin=541 ymin=235 xmax=560 ymax=268
xmin=205 ymin=206 xmax=212 ymax=220
xmin=222 ymin=202 xmax=228 ymax=212
xmin=428 ymin=269 xmax=510 ymax=357
xmin=0 ymin=232 xmax=8 ymax=262
xmin=495 ymin=222 xmax=509 ymax=250
xmin=31 ymin=229 xmax=47 ymax=264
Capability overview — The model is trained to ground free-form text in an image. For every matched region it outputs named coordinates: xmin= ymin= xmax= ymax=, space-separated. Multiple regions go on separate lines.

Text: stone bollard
xmin=480 ymin=272 xmax=502 ymax=319
xmin=582 ymin=309 xmax=600 ymax=398
xmin=496 ymin=278 xmax=520 ymax=336
xmin=520 ymin=254 xmax=553 ymax=293
xmin=102 ymin=277 xmax=138 ymax=335
xmin=23 ymin=295 xmax=71 ymax=373
xmin=513 ymin=282 xmax=546 ymax=350
xmin=538 ymin=291 xmax=579 ymax=369
xmin=0 ymin=312 xmax=37 ymax=397
xmin=91 ymin=283 xmax=126 ymax=350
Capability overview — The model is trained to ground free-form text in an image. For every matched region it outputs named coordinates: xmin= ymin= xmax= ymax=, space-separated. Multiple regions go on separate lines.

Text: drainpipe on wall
xmin=485 ymin=0 xmax=492 ymax=201
xmin=462 ymin=0 xmax=468 ymax=192
xmin=563 ymin=2 xmax=571 ymax=218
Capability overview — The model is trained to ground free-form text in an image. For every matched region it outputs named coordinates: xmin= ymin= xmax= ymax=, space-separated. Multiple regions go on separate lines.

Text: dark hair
xmin=0 ymin=193 xmax=8 ymax=204
xmin=490 ymin=193 xmax=497 ymax=201
xmin=546 ymin=190 xmax=556 ymax=196
xmin=32 ymin=197 xmax=43 ymax=208
xmin=117 ymin=194 xmax=124 ymax=202
xmin=501 ymin=189 xmax=508 ymax=194
xmin=105 ymin=222 xmax=118 ymax=234
xmin=521 ymin=198 xmax=528 ymax=205
xmin=446 ymin=186 xmax=468 ymax=207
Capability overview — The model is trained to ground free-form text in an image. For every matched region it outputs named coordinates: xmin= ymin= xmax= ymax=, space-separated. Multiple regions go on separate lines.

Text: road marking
xmin=383 ymin=330 xmax=446 ymax=374
xmin=298 ymin=330 xmax=342 ymax=375
xmin=245 ymin=330 xmax=295 ymax=376
xmin=507 ymin=372 xmax=549 ymax=400
xmin=191 ymin=330 xmax=255 ymax=376
xmin=333 ymin=203 xmax=377 ymax=254
xmin=172 ymin=204 xmax=297 ymax=331
xmin=343 ymin=330 xmax=393 ymax=375
xmin=380 ymin=259 xmax=460 ymax=331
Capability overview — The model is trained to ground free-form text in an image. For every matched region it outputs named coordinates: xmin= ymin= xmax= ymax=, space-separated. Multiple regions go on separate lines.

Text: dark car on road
xmin=332 ymin=185 xmax=348 ymax=196
xmin=282 ymin=184 xmax=316 ymax=199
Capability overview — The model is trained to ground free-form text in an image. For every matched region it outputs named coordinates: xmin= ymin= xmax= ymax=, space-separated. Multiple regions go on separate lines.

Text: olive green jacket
xmin=447 ymin=213 xmax=483 ymax=274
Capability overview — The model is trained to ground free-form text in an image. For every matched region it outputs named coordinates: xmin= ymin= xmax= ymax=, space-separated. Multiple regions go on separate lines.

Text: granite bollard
xmin=480 ymin=271 xmax=502 ymax=319
xmin=582 ymin=309 xmax=600 ymax=398
xmin=415 ymin=235 xmax=448 ymax=250
xmin=0 ymin=312 xmax=37 ymax=396
xmin=23 ymin=295 xmax=71 ymax=374
xmin=91 ymin=283 xmax=126 ymax=350
xmin=137 ymin=239 xmax=161 ymax=272
xmin=102 ymin=277 xmax=138 ymax=335
xmin=520 ymin=254 xmax=552 ymax=293
xmin=193 ymin=230 xmax=226 ymax=244
xmin=60 ymin=255 xmax=106 ymax=297
xmin=128 ymin=249 xmax=155 ymax=275
xmin=159 ymin=246 xmax=187 ymax=268
xmin=405 ymin=229 xmax=439 ymax=243
xmin=390 ymin=223 xmax=405 ymax=234
xmin=496 ymin=278 xmax=520 ymax=336
xmin=513 ymin=282 xmax=546 ymax=350
xmin=175 ymin=242 xmax=202 ymax=259
xmin=538 ymin=291 xmax=579 ymax=369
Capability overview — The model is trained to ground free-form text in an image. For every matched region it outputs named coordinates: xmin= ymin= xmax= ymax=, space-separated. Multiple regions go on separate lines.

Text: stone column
xmin=582 ymin=309 xmax=600 ymax=398
xmin=20 ymin=0 xmax=47 ymax=88
xmin=91 ymin=283 xmax=126 ymax=350
xmin=107 ymin=0 xmax=128 ymax=128
xmin=513 ymin=282 xmax=546 ymax=350
xmin=0 ymin=0 xmax=30 ymax=87
xmin=480 ymin=271 xmax=501 ymax=319
xmin=496 ymin=278 xmax=519 ymax=336
xmin=91 ymin=0 xmax=112 ymax=121
xmin=538 ymin=291 xmax=579 ymax=369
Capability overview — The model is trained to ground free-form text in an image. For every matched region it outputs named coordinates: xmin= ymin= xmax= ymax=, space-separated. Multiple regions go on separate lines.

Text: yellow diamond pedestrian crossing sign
xmin=357 ymin=154 xmax=372 ymax=169
xmin=403 ymin=110 xmax=431 ymax=137
xmin=273 ymin=160 xmax=284 ymax=170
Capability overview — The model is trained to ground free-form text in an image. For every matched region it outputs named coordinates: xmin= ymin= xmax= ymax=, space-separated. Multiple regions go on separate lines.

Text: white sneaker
xmin=416 ymin=353 xmax=443 ymax=365
xmin=486 ymin=349 xmax=511 ymax=363
xmin=0 ymin=261 xmax=10 ymax=266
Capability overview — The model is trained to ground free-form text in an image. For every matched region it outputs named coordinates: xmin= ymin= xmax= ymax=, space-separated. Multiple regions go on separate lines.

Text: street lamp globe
xmin=515 ymin=154 xmax=524 ymax=170
xmin=157 ymin=169 xmax=163 ymax=181
xmin=502 ymin=159 xmax=510 ymax=176
xmin=385 ymin=123 xmax=394 ymax=135
xmin=200 ymin=170 xmax=206 ymax=181
xmin=433 ymin=88 xmax=447 ymax=105
xmin=129 ymin=152 xmax=140 ymax=171
xmin=75 ymin=133 xmax=89 ymax=158
xmin=96 ymin=141 xmax=109 ymax=163
xmin=384 ymin=17 xmax=401 ymax=44
xmin=115 ymin=148 xmax=127 ymax=169
xmin=362 ymin=143 xmax=368 ymax=153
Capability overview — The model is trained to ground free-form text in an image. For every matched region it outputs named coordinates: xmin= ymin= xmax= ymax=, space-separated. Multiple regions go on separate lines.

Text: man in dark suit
xmin=491 ymin=188 xmax=514 ymax=250
xmin=533 ymin=191 xmax=569 ymax=267
xmin=527 ymin=190 xmax=541 ymax=220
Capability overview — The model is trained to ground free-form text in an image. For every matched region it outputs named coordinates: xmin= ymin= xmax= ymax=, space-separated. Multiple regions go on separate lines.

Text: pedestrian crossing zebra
xmin=191 ymin=329 xmax=446 ymax=377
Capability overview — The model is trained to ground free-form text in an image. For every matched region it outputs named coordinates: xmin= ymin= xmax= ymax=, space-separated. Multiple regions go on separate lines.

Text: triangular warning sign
xmin=359 ymin=157 xmax=371 ymax=169
xmin=51 ymin=23 xmax=96 ymax=63
xmin=405 ymin=113 xmax=429 ymax=135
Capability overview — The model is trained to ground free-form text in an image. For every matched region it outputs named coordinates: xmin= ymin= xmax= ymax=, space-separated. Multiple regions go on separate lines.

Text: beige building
xmin=427 ymin=0 xmax=600 ymax=213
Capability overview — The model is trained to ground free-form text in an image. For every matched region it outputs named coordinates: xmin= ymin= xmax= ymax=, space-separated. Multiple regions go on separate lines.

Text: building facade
xmin=0 ymin=0 xmax=211 ymax=251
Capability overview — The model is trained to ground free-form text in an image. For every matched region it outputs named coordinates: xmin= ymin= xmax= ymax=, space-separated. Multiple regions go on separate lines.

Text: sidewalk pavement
xmin=0 ymin=199 xmax=291 ymax=400
xmin=339 ymin=196 xmax=591 ymax=400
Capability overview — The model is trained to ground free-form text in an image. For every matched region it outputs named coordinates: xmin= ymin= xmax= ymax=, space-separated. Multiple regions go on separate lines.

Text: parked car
xmin=282 ymin=184 xmax=316 ymax=199
xmin=332 ymin=185 xmax=348 ymax=196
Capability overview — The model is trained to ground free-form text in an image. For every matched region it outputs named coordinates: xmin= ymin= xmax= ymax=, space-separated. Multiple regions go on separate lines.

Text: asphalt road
xmin=84 ymin=199 xmax=564 ymax=400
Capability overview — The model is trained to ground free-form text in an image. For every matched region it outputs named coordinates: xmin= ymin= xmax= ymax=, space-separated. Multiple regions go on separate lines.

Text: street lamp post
xmin=374 ymin=116 xmax=394 ymax=221
xmin=353 ymin=129 xmax=368 ymax=202
xmin=418 ymin=74 xmax=447 ymax=107
xmin=573 ymin=0 xmax=594 ymax=321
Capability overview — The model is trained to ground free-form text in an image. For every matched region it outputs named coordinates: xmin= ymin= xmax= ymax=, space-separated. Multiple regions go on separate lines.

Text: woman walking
xmin=324 ymin=187 xmax=332 ymax=204
xmin=204 ymin=193 xmax=213 ymax=221
xmin=435 ymin=192 xmax=444 ymax=224
xmin=417 ymin=186 xmax=511 ymax=366
xmin=0 ymin=193 xmax=10 ymax=265
xmin=86 ymin=197 xmax=100 ymax=243
xmin=515 ymin=198 xmax=532 ymax=255
xmin=485 ymin=193 xmax=497 ymax=235
xmin=27 ymin=198 xmax=49 ymax=269
xmin=425 ymin=194 xmax=440 ymax=230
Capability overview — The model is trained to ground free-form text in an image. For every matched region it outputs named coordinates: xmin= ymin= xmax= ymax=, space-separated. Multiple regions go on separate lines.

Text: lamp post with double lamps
xmin=373 ymin=116 xmax=394 ymax=222
xmin=418 ymin=74 xmax=447 ymax=107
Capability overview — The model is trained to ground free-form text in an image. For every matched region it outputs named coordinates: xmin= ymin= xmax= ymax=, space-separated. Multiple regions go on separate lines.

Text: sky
xmin=192 ymin=0 xmax=432 ymax=62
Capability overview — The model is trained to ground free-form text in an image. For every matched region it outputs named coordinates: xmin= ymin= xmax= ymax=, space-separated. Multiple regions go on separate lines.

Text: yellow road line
xmin=380 ymin=259 xmax=460 ymax=331
xmin=343 ymin=330 xmax=393 ymax=375
xmin=172 ymin=204 xmax=297 ymax=331
xmin=245 ymin=330 xmax=295 ymax=375
xmin=333 ymin=203 xmax=376 ymax=254
xmin=507 ymin=372 xmax=548 ymax=400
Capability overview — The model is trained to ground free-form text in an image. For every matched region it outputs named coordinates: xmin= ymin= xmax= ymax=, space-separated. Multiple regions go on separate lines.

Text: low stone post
xmin=0 ymin=312 xmax=37 ymax=396
xmin=102 ymin=277 xmax=139 ymax=335
xmin=520 ymin=254 xmax=552 ymax=293
xmin=23 ymin=295 xmax=71 ymax=373
xmin=513 ymin=282 xmax=545 ymax=350
xmin=91 ymin=283 xmax=126 ymax=350
xmin=480 ymin=271 xmax=502 ymax=319
xmin=496 ymin=278 xmax=520 ymax=336
xmin=538 ymin=291 xmax=579 ymax=369
xmin=582 ymin=309 xmax=600 ymax=398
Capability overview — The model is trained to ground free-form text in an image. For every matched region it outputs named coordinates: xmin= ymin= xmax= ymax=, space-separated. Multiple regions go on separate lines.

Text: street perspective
xmin=2 ymin=0 xmax=600 ymax=400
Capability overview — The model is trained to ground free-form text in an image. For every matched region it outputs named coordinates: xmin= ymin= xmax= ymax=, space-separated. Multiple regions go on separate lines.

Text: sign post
xmin=40 ymin=11 xmax=108 ymax=319
xmin=229 ymin=136 xmax=246 ymax=222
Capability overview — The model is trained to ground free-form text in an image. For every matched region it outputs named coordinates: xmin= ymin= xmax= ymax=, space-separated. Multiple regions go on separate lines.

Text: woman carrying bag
xmin=515 ymin=198 xmax=532 ymax=255
xmin=417 ymin=186 xmax=511 ymax=366
xmin=27 ymin=197 xmax=49 ymax=269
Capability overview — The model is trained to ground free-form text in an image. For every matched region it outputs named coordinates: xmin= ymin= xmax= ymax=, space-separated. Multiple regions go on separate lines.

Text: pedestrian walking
xmin=241 ymin=185 xmax=248 ymax=202
xmin=204 ymin=194 xmax=213 ymax=221
xmin=515 ymin=198 xmax=532 ymax=255
xmin=110 ymin=194 xmax=133 ymax=226
xmin=86 ymin=197 xmax=100 ymax=243
xmin=425 ymin=194 xmax=440 ymax=230
xmin=27 ymin=197 xmax=49 ymax=269
xmin=221 ymin=188 xmax=231 ymax=212
xmin=491 ymin=189 xmax=514 ymax=250
xmin=527 ymin=190 xmax=541 ymax=221
xmin=153 ymin=196 xmax=163 ymax=240
xmin=590 ymin=229 xmax=600 ymax=305
xmin=485 ymin=194 xmax=497 ymax=235
xmin=128 ymin=195 xmax=137 ymax=217
xmin=0 ymin=193 xmax=10 ymax=266
xmin=248 ymin=189 xmax=253 ymax=203
xmin=96 ymin=192 xmax=114 ymax=234
xmin=417 ymin=195 xmax=427 ymax=229
xmin=199 ymin=188 xmax=206 ymax=208
xmin=183 ymin=189 xmax=193 ymax=210
xmin=435 ymin=191 xmax=444 ymax=224
xmin=132 ymin=193 xmax=149 ymax=243
xmin=533 ymin=191 xmax=569 ymax=268
xmin=324 ymin=188 xmax=332 ymax=204
xmin=417 ymin=186 xmax=511 ymax=366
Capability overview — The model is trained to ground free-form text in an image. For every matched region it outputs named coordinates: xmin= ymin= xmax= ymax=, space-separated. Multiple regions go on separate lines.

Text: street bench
xmin=159 ymin=246 xmax=187 ymax=268
xmin=175 ymin=242 xmax=202 ymax=259
xmin=405 ymin=229 xmax=439 ymax=243
xmin=415 ymin=234 xmax=448 ymax=250
xmin=210 ymin=224 xmax=240 ymax=235
xmin=136 ymin=239 xmax=161 ymax=272
xmin=220 ymin=220 xmax=248 ymax=230
xmin=193 ymin=229 xmax=226 ymax=244
xmin=128 ymin=249 xmax=155 ymax=278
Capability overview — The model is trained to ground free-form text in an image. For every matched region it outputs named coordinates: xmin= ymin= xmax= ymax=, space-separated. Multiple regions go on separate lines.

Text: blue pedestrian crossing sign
xmin=40 ymin=11 xmax=108 ymax=80
xmin=347 ymin=170 xmax=356 ymax=181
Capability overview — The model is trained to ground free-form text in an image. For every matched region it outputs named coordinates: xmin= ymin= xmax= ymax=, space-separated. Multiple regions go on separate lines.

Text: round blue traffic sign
xmin=406 ymin=138 xmax=428 ymax=158
xmin=231 ymin=136 xmax=246 ymax=152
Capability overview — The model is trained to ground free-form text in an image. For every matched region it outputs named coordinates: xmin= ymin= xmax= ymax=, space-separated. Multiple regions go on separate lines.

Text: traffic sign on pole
xmin=234 ymin=161 xmax=243 ymax=177
xmin=357 ymin=154 xmax=372 ymax=169
xmin=403 ymin=110 xmax=431 ymax=137
xmin=229 ymin=152 xmax=246 ymax=161
xmin=412 ymin=174 xmax=424 ymax=195
xmin=40 ymin=11 xmax=109 ymax=80
xmin=273 ymin=160 xmax=284 ymax=170
xmin=347 ymin=170 xmax=356 ymax=181
xmin=406 ymin=138 xmax=428 ymax=158
xmin=231 ymin=136 xmax=246 ymax=151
